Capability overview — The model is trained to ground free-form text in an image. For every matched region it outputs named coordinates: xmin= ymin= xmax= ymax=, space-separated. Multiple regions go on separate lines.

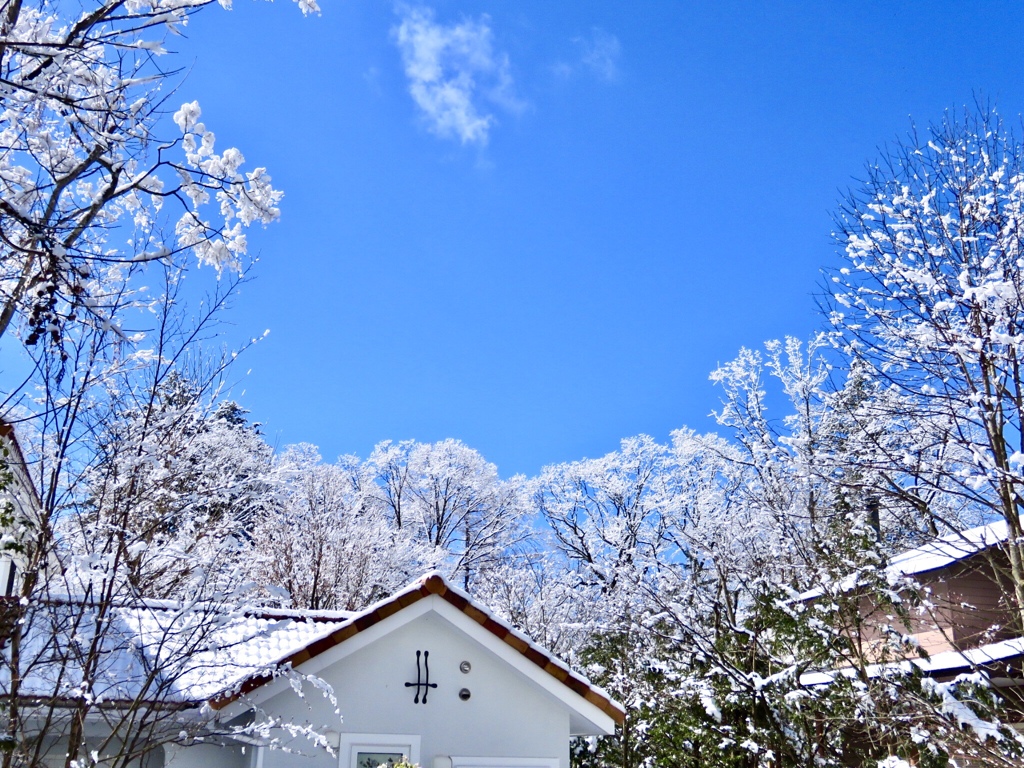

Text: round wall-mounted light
xmin=459 ymin=660 xmax=471 ymax=674
xmin=458 ymin=688 xmax=471 ymax=701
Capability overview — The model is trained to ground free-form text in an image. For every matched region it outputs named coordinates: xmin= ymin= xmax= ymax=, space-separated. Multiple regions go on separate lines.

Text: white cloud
xmin=392 ymin=5 xmax=520 ymax=146
xmin=577 ymin=28 xmax=621 ymax=82
xmin=554 ymin=27 xmax=621 ymax=83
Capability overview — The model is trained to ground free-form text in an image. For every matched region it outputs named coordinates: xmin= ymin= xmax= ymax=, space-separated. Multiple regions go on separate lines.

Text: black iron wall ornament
xmin=404 ymin=650 xmax=438 ymax=704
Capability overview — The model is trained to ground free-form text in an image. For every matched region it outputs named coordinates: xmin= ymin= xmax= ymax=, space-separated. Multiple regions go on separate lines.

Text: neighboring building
xmin=4 ymin=573 xmax=624 ymax=768
xmin=801 ymin=522 xmax=1024 ymax=719
xmin=802 ymin=521 xmax=1022 ymax=659
xmin=862 ymin=521 xmax=1018 ymax=657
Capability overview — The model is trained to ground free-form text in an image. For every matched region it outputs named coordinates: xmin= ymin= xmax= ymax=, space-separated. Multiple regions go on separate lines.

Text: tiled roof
xmin=0 ymin=596 xmax=353 ymax=705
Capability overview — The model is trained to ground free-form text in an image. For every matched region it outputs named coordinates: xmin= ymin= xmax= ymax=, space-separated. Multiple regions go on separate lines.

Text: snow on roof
xmin=126 ymin=604 xmax=354 ymax=702
xmin=1 ymin=596 xmax=353 ymax=706
xmin=800 ymin=519 xmax=1010 ymax=600
xmin=800 ymin=635 xmax=1024 ymax=686
xmin=2 ymin=574 xmax=625 ymax=725
xmin=886 ymin=520 xmax=1008 ymax=578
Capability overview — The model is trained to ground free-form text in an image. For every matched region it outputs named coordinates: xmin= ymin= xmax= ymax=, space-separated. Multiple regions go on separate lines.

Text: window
xmin=338 ymin=734 xmax=421 ymax=768
xmin=354 ymin=753 xmax=404 ymax=768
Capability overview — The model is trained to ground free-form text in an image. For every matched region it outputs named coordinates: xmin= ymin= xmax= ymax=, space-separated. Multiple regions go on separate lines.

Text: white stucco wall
xmin=165 ymin=742 xmax=247 ymax=768
xmin=224 ymin=601 xmax=576 ymax=768
xmin=31 ymin=735 xmax=165 ymax=768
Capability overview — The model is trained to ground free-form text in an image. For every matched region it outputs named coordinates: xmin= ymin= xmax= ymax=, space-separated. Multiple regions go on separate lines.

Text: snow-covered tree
xmin=593 ymin=335 xmax=1024 ymax=768
xmin=1 ymin=266 xmax=252 ymax=768
xmin=247 ymin=444 xmax=432 ymax=611
xmin=537 ymin=432 xmax=738 ymax=768
xmin=365 ymin=438 xmax=527 ymax=590
xmin=0 ymin=270 xmax=315 ymax=768
xmin=0 ymin=0 xmax=316 ymax=348
xmin=470 ymin=548 xmax=593 ymax=658
xmin=827 ymin=107 xmax=1024 ymax=625
xmin=534 ymin=434 xmax=676 ymax=607
xmin=0 ymin=0 xmax=328 ymax=760
xmin=65 ymin=369 xmax=273 ymax=598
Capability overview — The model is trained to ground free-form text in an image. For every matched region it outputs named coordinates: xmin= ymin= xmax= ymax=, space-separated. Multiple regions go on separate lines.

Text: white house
xmin=0 ymin=418 xmax=622 ymax=768
xmin=4 ymin=573 xmax=624 ymax=768
xmin=195 ymin=573 xmax=623 ymax=768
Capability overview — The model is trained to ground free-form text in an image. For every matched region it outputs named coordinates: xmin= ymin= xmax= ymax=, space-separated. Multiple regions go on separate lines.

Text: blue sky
xmin=172 ymin=0 xmax=1024 ymax=476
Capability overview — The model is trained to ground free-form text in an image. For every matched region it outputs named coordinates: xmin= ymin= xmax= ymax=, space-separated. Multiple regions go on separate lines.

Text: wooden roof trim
xmin=210 ymin=573 xmax=625 ymax=725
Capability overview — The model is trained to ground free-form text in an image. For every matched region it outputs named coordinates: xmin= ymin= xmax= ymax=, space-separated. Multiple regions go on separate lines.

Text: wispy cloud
xmin=578 ymin=28 xmax=621 ymax=82
xmin=392 ymin=5 xmax=521 ymax=146
xmin=363 ymin=66 xmax=383 ymax=96
xmin=554 ymin=27 xmax=622 ymax=84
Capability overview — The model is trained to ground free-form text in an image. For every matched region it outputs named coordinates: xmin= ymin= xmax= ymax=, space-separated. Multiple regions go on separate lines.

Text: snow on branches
xmin=0 ymin=0 xmax=311 ymax=347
